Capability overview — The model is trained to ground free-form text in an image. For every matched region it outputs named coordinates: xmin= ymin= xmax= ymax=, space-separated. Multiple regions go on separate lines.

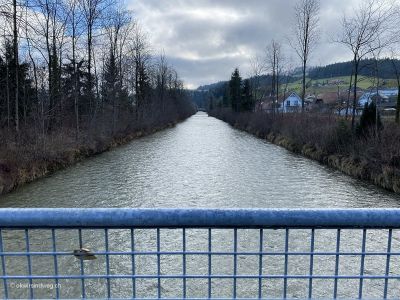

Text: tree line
xmin=0 ymin=0 xmax=194 ymax=142
xmin=204 ymin=68 xmax=254 ymax=113
xmin=309 ymin=59 xmax=400 ymax=80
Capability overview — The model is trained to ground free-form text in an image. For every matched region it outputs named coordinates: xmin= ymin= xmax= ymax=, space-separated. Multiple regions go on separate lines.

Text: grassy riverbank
xmin=210 ymin=108 xmax=400 ymax=194
xmin=0 ymin=111 xmax=195 ymax=196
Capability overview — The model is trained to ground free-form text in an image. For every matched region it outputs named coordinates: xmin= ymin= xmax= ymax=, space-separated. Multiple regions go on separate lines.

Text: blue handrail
xmin=0 ymin=208 xmax=399 ymax=299
xmin=0 ymin=208 xmax=398 ymax=228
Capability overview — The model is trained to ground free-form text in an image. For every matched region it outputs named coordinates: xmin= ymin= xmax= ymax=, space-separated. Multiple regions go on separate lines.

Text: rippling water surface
xmin=2 ymin=112 xmax=400 ymax=299
xmin=2 ymin=112 xmax=400 ymax=208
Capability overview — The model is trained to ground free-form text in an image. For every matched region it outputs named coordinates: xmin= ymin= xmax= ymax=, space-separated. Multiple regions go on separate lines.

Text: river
xmin=1 ymin=112 xmax=400 ymax=299
xmin=1 ymin=112 xmax=400 ymax=208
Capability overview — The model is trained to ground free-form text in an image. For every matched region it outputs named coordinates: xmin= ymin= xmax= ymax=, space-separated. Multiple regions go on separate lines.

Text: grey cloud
xmin=129 ymin=0 xmax=364 ymax=88
xmin=167 ymin=54 xmax=249 ymax=89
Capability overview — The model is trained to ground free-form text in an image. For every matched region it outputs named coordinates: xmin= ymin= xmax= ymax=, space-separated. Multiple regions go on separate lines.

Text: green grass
xmin=284 ymin=76 xmax=398 ymax=95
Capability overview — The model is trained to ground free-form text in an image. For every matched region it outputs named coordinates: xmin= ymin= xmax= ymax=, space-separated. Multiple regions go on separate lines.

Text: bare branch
xmin=289 ymin=0 xmax=320 ymax=111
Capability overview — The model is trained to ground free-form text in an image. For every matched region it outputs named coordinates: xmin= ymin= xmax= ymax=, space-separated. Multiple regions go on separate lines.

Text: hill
xmin=309 ymin=58 xmax=400 ymax=80
xmin=285 ymin=75 xmax=398 ymax=96
xmin=193 ymin=58 xmax=400 ymax=103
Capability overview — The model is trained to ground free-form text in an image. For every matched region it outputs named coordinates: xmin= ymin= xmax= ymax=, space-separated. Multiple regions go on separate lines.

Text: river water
xmin=1 ymin=112 xmax=400 ymax=299
xmin=2 ymin=112 xmax=400 ymax=208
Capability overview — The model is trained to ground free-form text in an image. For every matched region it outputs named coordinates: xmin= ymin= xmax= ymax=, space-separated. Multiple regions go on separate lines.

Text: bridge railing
xmin=0 ymin=208 xmax=399 ymax=299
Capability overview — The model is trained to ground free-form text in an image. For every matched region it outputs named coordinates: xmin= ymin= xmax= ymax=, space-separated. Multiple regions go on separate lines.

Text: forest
xmin=0 ymin=0 xmax=195 ymax=194
xmin=309 ymin=59 xmax=400 ymax=80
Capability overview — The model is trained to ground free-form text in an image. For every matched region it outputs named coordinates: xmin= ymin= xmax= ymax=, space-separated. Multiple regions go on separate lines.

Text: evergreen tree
xmin=102 ymin=50 xmax=118 ymax=103
xmin=241 ymin=79 xmax=253 ymax=111
xmin=356 ymin=102 xmax=383 ymax=137
xmin=135 ymin=62 xmax=151 ymax=120
xmin=62 ymin=59 xmax=89 ymax=115
xmin=222 ymin=83 xmax=230 ymax=108
xmin=102 ymin=49 xmax=119 ymax=131
xmin=102 ymin=48 xmax=132 ymax=131
xmin=229 ymin=68 xmax=242 ymax=112
xmin=0 ymin=41 xmax=36 ymax=128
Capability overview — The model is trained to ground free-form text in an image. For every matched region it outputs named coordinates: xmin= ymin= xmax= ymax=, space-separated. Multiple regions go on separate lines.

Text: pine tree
xmin=136 ymin=62 xmax=151 ymax=120
xmin=241 ymin=79 xmax=253 ymax=111
xmin=222 ymin=83 xmax=230 ymax=108
xmin=102 ymin=48 xmax=131 ymax=131
xmin=102 ymin=51 xmax=118 ymax=102
xmin=63 ymin=59 xmax=89 ymax=115
xmin=229 ymin=68 xmax=242 ymax=112
xmin=102 ymin=49 xmax=119 ymax=132
xmin=0 ymin=42 xmax=36 ymax=128
xmin=356 ymin=102 xmax=383 ymax=137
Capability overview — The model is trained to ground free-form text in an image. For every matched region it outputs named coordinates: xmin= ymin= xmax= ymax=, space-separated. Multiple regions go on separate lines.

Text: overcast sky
xmin=128 ymin=0 xmax=362 ymax=89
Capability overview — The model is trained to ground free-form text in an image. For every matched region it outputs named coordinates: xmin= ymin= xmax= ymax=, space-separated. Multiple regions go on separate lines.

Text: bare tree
xmin=79 ymin=0 xmax=112 ymax=117
xmin=337 ymin=0 xmax=396 ymax=130
xmin=290 ymin=0 xmax=320 ymax=112
xmin=0 ymin=0 xmax=194 ymax=167
xmin=248 ymin=55 xmax=265 ymax=111
xmin=156 ymin=52 xmax=169 ymax=113
xmin=13 ymin=0 xmax=19 ymax=131
xmin=66 ymin=0 xmax=84 ymax=138
xmin=371 ymin=47 xmax=383 ymax=134
xmin=266 ymin=40 xmax=283 ymax=114
xmin=0 ymin=25 xmax=11 ymax=130
xmin=345 ymin=69 xmax=354 ymax=118
xmin=103 ymin=5 xmax=131 ymax=132
xmin=127 ymin=23 xmax=152 ymax=120
xmin=28 ymin=0 xmax=69 ymax=130
xmin=282 ymin=67 xmax=294 ymax=98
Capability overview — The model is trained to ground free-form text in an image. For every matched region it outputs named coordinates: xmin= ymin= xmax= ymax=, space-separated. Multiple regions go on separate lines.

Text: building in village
xmin=255 ymin=88 xmax=398 ymax=115
xmin=280 ymin=92 xmax=302 ymax=112
xmin=358 ymin=88 xmax=398 ymax=107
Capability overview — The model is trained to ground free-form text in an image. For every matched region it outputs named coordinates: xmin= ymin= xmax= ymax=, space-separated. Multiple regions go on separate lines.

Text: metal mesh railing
xmin=0 ymin=208 xmax=400 ymax=299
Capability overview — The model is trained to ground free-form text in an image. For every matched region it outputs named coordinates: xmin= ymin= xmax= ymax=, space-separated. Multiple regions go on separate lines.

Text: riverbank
xmin=0 ymin=113 xmax=195 ymax=196
xmin=210 ymin=108 xmax=400 ymax=194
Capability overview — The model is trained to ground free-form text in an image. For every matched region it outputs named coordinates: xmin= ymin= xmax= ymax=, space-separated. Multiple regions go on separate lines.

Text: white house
xmin=281 ymin=92 xmax=302 ymax=113
xmin=359 ymin=88 xmax=398 ymax=107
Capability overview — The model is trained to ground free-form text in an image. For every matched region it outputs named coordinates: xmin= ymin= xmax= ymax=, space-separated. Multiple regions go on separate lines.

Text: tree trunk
xmin=72 ymin=10 xmax=79 ymax=139
xmin=13 ymin=0 xmax=19 ymax=132
xmin=351 ymin=58 xmax=359 ymax=131
xmin=45 ymin=8 xmax=52 ymax=131
xmin=346 ymin=72 xmax=353 ymax=118
xmin=271 ymin=54 xmax=276 ymax=116
xmin=302 ymin=59 xmax=306 ymax=112
xmin=90 ymin=45 xmax=100 ymax=130
xmin=26 ymin=20 xmax=39 ymax=132
xmin=6 ymin=57 xmax=10 ymax=130
xmin=23 ymin=82 xmax=26 ymax=125
xmin=396 ymin=85 xmax=400 ymax=124
xmin=375 ymin=59 xmax=379 ymax=136
xmin=87 ymin=24 xmax=93 ymax=116
xmin=135 ymin=59 xmax=139 ymax=120
xmin=276 ymin=66 xmax=279 ymax=115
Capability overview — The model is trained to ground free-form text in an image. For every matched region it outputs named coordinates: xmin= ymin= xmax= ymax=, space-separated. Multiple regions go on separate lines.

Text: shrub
xmin=356 ymin=102 xmax=383 ymax=138
xmin=322 ymin=119 xmax=352 ymax=154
